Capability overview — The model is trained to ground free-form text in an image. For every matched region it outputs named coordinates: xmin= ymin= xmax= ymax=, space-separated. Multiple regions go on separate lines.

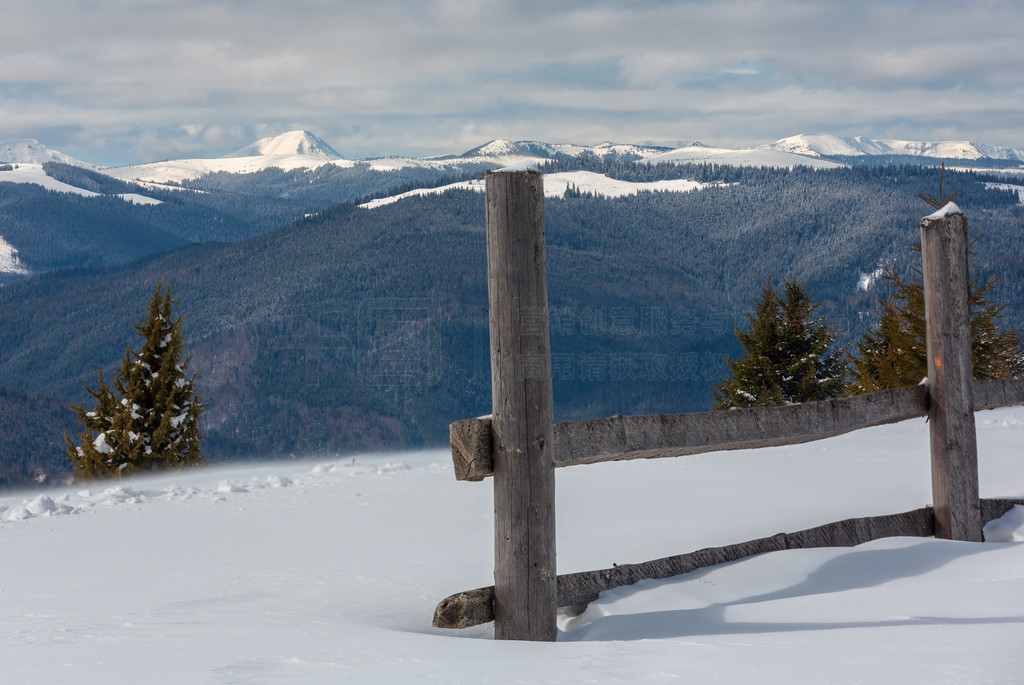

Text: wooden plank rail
xmin=451 ymin=379 xmax=1024 ymax=482
xmin=433 ymin=498 xmax=1024 ymax=630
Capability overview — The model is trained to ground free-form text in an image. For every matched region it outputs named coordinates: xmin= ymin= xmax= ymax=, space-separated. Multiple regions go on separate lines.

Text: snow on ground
xmin=0 ymin=164 xmax=162 ymax=205
xmin=358 ymin=178 xmax=485 ymax=208
xmin=2 ymin=409 xmax=1024 ymax=683
xmin=0 ymin=235 xmax=30 ymax=276
xmin=360 ymin=171 xmax=708 ymax=209
xmin=986 ymin=182 xmax=1024 ymax=204
xmin=116 ymin=193 xmax=163 ymax=205
xmin=0 ymin=163 xmax=101 ymax=197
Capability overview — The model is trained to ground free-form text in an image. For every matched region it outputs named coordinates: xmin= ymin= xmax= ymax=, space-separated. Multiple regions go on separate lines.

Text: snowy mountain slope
xmin=224 ymin=130 xmax=343 ymax=160
xmin=643 ymin=144 xmax=844 ymax=169
xmin=0 ymin=163 xmax=103 ymax=197
xmin=0 ymin=163 xmax=161 ymax=204
xmin=103 ymin=154 xmax=357 ymax=184
xmin=359 ymin=170 xmax=709 ymax=209
xmin=0 ymin=235 xmax=30 ymax=277
xmin=1 ymin=410 xmax=1023 ymax=683
xmin=102 ymin=130 xmax=353 ymax=183
xmin=0 ymin=138 xmax=96 ymax=168
xmin=765 ymin=134 xmax=1024 ymax=161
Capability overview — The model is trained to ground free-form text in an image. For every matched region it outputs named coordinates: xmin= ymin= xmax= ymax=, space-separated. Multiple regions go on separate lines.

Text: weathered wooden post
xmin=920 ymin=204 xmax=982 ymax=541
xmin=485 ymin=169 xmax=557 ymax=640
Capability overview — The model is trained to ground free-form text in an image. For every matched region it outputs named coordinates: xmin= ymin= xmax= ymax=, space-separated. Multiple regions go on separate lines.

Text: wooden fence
xmin=433 ymin=170 xmax=1024 ymax=640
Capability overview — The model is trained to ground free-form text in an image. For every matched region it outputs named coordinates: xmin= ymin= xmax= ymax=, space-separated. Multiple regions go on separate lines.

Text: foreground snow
xmin=2 ymin=409 xmax=1023 ymax=683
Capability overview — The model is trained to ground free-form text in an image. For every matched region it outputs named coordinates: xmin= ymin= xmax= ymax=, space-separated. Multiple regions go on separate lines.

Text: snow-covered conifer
xmin=65 ymin=283 xmax=205 ymax=478
xmin=712 ymin=278 xmax=849 ymax=409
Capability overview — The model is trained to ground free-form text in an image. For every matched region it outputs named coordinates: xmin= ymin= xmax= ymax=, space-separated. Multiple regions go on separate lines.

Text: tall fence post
xmin=485 ymin=170 xmax=557 ymax=641
xmin=920 ymin=206 xmax=982 ymax=541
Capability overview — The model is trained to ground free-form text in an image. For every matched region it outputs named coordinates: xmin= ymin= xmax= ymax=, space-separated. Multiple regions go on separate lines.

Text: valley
xmin=1 ymin=131 xmax=1023 ymax=488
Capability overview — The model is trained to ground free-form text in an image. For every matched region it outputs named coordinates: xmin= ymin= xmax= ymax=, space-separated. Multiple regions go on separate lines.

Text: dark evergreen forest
xmin=1 ymin=158 xmax=1021 ymax=488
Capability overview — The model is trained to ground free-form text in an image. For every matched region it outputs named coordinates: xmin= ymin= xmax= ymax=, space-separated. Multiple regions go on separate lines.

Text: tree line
xmin=713 ymin=221 xmax=1023 ymax=409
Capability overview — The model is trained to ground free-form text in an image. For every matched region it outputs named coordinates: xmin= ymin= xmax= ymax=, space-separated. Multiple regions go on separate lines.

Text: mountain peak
xmin=223 ymin=131 xmax=342 ymax=160
xmin=0 ymin=139 xmax=95 ymax=168
xmin=459 ymin=139 xmax=532 ymax=157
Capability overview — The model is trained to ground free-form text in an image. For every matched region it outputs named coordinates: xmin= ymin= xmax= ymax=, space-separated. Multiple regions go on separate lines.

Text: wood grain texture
xmin=451 ymin=380 xmax=1024 ymax=481
xmin=450 ymin=418 xmax=492 ymax=482
xmin=980 ymin=497 xmax=1024 ymax=523
xmin=486 ymin=170 xmax=557 ymax=641
xmin=433 ymin=499 xmax=1024 ymax=629
xmin=972 ymin=378 xmax=1024 ymax=410
xmin=921 ymin=211 xmax=982 ymax=541
xmin=450 ymin=386 xmax=929 ymax=480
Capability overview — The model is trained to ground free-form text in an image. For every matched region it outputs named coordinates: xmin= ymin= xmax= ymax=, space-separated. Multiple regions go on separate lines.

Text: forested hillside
xmin=1 ymin=161 xmax=1021 ymax=486
xmin=0 ymin=387 xmax=76 ymax=487
xmin=0 ymin=161 xmax=490 ymax=276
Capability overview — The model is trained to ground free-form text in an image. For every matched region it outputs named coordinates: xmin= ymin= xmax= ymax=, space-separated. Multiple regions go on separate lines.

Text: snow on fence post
xmin=920 ymin=205 xmax=982 ymax=541
xmin=485 ymin=169 xmax=557 ymax=641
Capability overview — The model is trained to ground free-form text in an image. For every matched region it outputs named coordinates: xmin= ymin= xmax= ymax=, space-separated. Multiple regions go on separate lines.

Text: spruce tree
xmin=852 ymin=241 xmax=1023 ymax=393
xmin=712 ymin=278 xmax=849 ymax=409
xmin=65 ymin=283 xmax=205 ymax=479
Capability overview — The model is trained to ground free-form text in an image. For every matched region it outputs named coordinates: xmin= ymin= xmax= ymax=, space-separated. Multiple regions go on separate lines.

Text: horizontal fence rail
xmin=451 ymin=379 xmax=1024 ymax=482
xmin=433 ymin=498 xmax=1024 ymax=629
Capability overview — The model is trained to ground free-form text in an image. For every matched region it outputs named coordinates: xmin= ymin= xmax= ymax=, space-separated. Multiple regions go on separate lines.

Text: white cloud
xmin=2 ymin=0 xmax=1023 ymax=165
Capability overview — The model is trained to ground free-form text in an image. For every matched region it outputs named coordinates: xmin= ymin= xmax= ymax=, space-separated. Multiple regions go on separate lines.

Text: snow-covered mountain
xmin=100 ymin=135 xmax=676 ymax=184
xmin=0 ymin=138 xmax=95 ymax=168
xmin=103 ymin=130 xmax=356 ymax=184
xmin=643 ymin=144 xmax=844 ymax=169
xmin=6 ymin=130 xmax=1024 ymax=188
xmin=764 ymin=134 xmax=1024 ymax=162
xmin=455 ymin=138 xmax=671 ymax=160
xmin=224 ymin=130 xmax=342 ymax=160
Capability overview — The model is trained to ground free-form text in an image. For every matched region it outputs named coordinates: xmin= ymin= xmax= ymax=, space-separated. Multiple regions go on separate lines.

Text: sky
xmin=2 ymin=0 xmax=1023 ymax=167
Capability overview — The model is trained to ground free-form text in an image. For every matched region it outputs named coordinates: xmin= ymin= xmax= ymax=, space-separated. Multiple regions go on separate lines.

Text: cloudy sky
xmin=2 ymin=0 xmax=1023 ymax=166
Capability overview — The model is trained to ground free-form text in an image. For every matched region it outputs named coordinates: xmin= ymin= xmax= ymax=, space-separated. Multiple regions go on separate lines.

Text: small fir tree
xmin=851 ymin=269 xmax=926 ymax=393
xmin=65 ymin=283 xmax=205 ymax=479
xmin=712 ymin=278 xmax=849 ymax=409
xmin=852 ymin=240 xmax=1023 ymax=393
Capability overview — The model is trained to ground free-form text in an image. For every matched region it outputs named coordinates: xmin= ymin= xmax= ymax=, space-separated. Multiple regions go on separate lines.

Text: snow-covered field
xmin=360 ymin=170 xmax=709 ymax=209
xmin=0 ymin=164 xmax=161 ymax=205
xmin=2 ymin=409 xmax=1023 ymax=684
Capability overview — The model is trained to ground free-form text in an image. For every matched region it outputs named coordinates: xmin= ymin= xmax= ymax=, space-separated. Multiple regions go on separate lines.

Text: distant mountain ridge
xmin=454 ymin=138 xmax=672 ymax=160
xmin=763 ymin=134 xmax=1024 ymax=162
xmin=3 ymin=131 xmax=1024 ymax=185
